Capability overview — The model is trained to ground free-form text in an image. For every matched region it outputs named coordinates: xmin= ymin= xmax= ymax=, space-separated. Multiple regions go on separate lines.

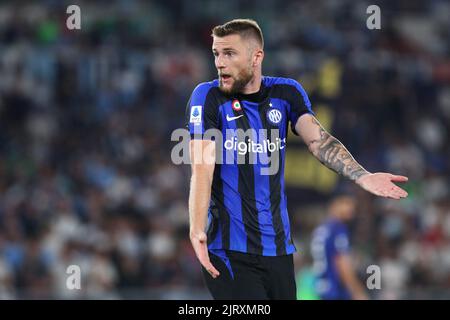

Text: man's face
xmin=330 ymin=196 xmax=356 ymax=221
xmin=337 ymin=197 xmax=356 ymax=221
xmin=212 ymin=34 xmax=255 ymax=95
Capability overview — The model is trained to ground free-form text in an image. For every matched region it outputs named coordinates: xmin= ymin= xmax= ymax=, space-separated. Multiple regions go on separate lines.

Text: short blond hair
xmin=211 ymin=19 xmax=264 ymax=49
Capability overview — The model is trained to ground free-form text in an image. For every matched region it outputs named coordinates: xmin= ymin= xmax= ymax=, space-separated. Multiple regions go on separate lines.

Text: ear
xmin=253 ymin=49 xmax=264 ymax=67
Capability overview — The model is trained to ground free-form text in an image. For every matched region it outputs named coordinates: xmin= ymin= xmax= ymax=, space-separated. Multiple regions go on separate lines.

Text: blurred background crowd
xmin=0 ymin=0 xmax=449 ymax=299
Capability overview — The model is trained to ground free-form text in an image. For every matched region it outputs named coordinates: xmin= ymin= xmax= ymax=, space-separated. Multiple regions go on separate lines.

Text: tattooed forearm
xmin=307 ymin=118 xmax=369 ymax=181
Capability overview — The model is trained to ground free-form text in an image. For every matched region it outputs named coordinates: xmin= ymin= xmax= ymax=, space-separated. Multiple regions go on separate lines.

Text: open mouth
xmin=220 ymin=75 xmax=232 ymax=81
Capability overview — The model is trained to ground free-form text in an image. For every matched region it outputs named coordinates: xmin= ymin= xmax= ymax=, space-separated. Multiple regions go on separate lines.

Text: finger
xmin=388 ymin=189 xmax=408 ymax=199
xmin=387 ymin=188 xmax=403 ymax=199
xmin=197 ymin=232 xmax=207 ymax=243
xmin=392 ymin=186 xmax=408 ymax=198
xmin=204 ymin=250 xmax=220 ymax=278
xmin=391 ymin=191 xmax=403 ymax=198
xmin=192 ymin=234 xmax=221 ymax=278
xmin=383 ymin=187 xmax=400 ymax=198
xmin=206 ymin=264 xmax=220 ymax=278
xmin=197 ymin=248 xmax=220 ymax=278
xmin=390 ymin=189 xmax=407 ymax=197
xmin=393 ymin=192 xmax=406 ymax=199
xmin=390 ymin=175 xmax=408 ymax=182
xmin=384 ymin=182 xmax=408 ymax=196
xmin=388 ymin=193 xmax=400 ymax=200
xmin=399 ymin=191 xmax=408 ymax=198
xmin=201 ymin=257 xmax=220 ymax=278
xmin=378 ymin=192 xmax=387 ymax=198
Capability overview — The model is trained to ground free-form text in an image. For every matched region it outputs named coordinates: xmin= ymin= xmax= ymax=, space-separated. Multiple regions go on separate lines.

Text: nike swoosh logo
xmin=226 ymin=114 xmax=244 ymax=121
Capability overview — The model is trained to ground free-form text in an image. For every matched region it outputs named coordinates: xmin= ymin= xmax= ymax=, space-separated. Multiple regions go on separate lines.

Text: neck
xmin=241 ymin=73 xmax=262 ymax=94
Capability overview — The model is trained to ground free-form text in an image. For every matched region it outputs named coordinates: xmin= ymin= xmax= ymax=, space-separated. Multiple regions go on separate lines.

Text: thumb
xmin=197 ymin=232 xmax=207 ymax=243
xmin=390 ymin=175 xmax=408 ymax=182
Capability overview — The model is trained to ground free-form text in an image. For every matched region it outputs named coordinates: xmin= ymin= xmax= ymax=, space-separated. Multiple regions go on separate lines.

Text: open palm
xmin=356 ymin=173 xmax=408 ymax=200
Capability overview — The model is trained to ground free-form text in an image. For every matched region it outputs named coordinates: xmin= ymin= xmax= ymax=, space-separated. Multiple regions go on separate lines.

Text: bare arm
xmin=296 ymin=113 xmax=408 ymax=199
xmin=295 ymin=113 xmax=369 ymax=181
xmin=335 ymin=254 xmax=368 ymax=300
xmin=189 ymin=139 xmax=219 ymax=278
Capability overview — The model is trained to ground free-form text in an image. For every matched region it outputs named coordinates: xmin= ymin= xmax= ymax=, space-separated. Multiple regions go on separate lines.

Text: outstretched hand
xmin=356 ymin=173 xmax=408 ymax=200
xmin=190 ymin=231 xmax=220 ymax=279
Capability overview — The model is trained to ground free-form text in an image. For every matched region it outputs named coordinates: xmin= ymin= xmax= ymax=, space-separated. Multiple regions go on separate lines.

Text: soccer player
xmin=311 ymin=195 xmax=368 ymax=300
xmin=185 ymin=19 xmax=408 ymax=300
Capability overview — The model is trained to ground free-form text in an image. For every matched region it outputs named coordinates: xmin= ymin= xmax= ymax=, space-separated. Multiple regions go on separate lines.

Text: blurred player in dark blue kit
xmin=311 ymin=195 xmax=368 ymax=300
xmin=185 ymin=19 xmax=408 ymax=300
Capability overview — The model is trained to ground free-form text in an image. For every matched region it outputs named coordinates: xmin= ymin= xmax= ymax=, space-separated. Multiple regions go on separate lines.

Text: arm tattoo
xmin=307 ymin=117 xmax=369 ymax=181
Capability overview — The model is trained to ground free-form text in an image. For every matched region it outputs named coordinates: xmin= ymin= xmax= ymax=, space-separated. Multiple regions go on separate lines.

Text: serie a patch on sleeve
xmin=190 ymin=105 xmax=202 ymax=124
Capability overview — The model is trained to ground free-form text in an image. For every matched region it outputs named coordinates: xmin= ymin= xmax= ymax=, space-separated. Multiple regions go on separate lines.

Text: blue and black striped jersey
xmin=185 ymin=76 xmax=314 ymax=256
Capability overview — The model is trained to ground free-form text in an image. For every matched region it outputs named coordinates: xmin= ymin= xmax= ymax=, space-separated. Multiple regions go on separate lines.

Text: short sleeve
xmin=184 ymin=83 xmax=219 ymax=139
xmin=283 ymin=79 xmax=314 ymax=135
xmin=333 ymin=228 xmax=350 ymax=255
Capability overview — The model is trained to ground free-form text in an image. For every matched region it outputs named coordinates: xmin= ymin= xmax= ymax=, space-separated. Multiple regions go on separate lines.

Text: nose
xmin=215 ymin=55 xmax=226 ymax=70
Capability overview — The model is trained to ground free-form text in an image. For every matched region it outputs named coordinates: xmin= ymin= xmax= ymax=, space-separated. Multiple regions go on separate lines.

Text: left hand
xmin=355 ymin=173 xmax=408 ymax=200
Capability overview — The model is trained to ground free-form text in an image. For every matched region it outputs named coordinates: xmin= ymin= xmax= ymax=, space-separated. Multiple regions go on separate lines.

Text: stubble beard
xmin=219 ymin=67 xmax=254 ymax=95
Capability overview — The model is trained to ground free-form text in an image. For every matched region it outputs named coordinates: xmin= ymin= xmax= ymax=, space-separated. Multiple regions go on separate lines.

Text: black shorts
xmin=202 ymin=250 xmax=296 ymax=300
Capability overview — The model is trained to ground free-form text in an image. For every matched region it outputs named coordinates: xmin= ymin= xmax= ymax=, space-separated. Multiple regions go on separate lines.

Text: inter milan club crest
xmin=266 ymin=108 xmax=282 ymax=125
xmin=232 ymin=99 xmax=242 ymax=111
